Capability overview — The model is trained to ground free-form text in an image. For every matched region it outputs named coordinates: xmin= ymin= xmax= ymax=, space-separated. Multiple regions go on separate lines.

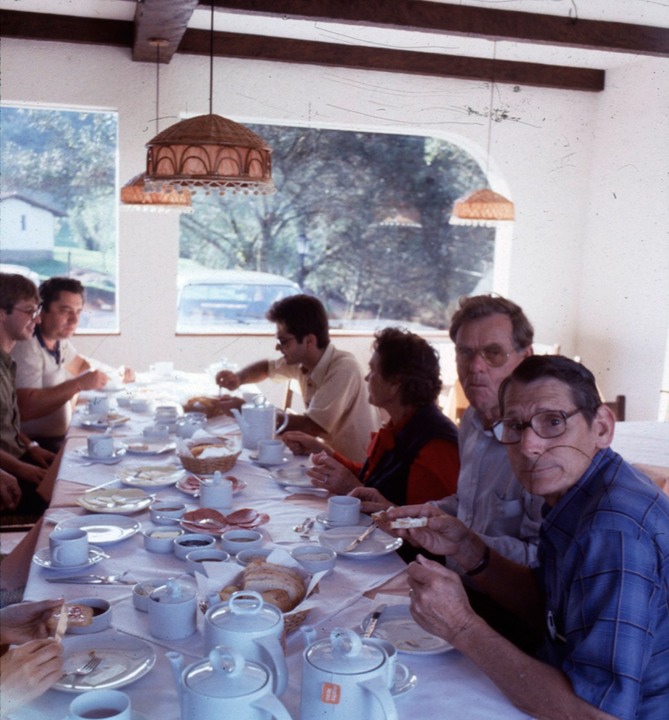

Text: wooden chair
xmin=604 ymin=395 xmax=626 ymax=421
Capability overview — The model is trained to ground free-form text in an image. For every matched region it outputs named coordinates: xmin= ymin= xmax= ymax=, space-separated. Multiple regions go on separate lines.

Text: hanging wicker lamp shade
xmin=120 ymin=172 xmax=192 ymax=211
xmin=449 ymin=188 xmax=515 ymax=227
xmin=145 ymin=114 xmax=275 ymax=196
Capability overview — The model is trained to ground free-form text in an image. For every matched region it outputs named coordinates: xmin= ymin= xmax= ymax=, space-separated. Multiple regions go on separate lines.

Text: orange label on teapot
xmin=321 ymin=682 xmax=341 ymax=704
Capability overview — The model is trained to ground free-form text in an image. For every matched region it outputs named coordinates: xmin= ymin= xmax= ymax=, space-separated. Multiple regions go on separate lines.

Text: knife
xmin=45 ymin=574 xmax=123 ymax=584
xmin=363 ymin=603 xmax=387 ymax=638
xmin=344 ymin=522 xmax=377 ymax=552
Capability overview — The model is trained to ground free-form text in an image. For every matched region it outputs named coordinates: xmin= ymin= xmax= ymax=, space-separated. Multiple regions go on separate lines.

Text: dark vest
xmin=359 ymin=403 xmax=458 ymax=506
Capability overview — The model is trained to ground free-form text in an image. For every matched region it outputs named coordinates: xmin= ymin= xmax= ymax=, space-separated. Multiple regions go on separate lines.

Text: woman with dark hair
xmin=282 ymin=327 xmax=460 ymax=508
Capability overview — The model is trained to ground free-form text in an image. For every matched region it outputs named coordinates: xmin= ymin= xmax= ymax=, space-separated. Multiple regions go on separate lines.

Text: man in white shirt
xmin=216 ymin=294 xmax=379 ymax=463
xmin=11 ymin=277 xmax=134 ymax=451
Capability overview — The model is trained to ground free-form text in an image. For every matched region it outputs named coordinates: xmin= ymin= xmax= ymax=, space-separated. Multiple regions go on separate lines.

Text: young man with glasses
xmin=390 ymin=355 xmax=669 ymax=719
xmin=11 ymin=276 xmax=134 ymax=452
xmin=0 ymin=273 xmax=56 ymax=515
xmin=216 ymin=294 xmax=379 ymax=462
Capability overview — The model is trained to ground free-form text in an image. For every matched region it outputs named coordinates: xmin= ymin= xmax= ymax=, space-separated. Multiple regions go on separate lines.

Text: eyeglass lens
xmin=493 ymin=410 xmax=577 ymax=444
xmin=455 ymin=344 xmax=511 ymax=368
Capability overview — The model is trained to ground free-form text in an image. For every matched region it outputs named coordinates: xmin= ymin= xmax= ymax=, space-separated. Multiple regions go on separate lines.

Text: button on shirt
xmin=434 ymin=405 xmax=543 ymax=566
xmin=268 ymin=343 xmax=380 ymax=463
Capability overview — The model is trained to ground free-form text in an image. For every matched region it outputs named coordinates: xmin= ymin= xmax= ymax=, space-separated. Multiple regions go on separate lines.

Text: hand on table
xmin=384 ymin=504 xmax=470 ymax=556
xmin=76 ymin=368 xmax=109 ymax=391
xmin=24 ymin=444 xmax=55 ymax=469
xmin=307 ymin=451 xmax=361 ymax=495
xmin=407 ymin=555 xmax=476 ymax=645
xmin=0 ymin=638 xmax=64 ymax=716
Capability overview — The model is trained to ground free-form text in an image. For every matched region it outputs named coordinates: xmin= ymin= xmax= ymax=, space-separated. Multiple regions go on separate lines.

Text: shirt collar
xmin=302 ymin=342 xmax=334 ymax=386
xmin=35 ymin=325 xmax=61 ymax=365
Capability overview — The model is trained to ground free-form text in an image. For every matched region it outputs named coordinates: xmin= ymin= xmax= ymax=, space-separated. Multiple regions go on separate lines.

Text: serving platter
xmin=77 ymin=488 xmax=152 ymax=514
xmin=116 ymin=465 xmax=184 ymax=489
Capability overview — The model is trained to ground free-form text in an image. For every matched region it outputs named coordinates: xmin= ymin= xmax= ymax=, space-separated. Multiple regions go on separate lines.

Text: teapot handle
xmin=360 ymin=676 xmax=398 ymax=720
xmin=252 ymin=692 xmax=292 ymax=720
xmin=275 ymin=410 xmax=289 ymax=435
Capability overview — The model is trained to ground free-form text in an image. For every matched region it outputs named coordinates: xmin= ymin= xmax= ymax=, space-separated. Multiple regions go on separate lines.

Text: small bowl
xmin=220 ymin=529 xmax=263 ymax=556
xmin=143 ymin=527 xmax=184 ymax=553
xmin=133 ymin=581 xmax=159 ymax=612
xmin=129 ymin=399 xmax=151 ymax=413
xmin=235 ymin=547 xmax=274 ymax=567
xmin=291 ymin=545 xmax=337 ymax=575
xmin=67 ymin=597 xmax=111 ymax=634
xmin=150 ymin=501 xmax=186 ymax=525
xmin=186 ymin=548 xmax=230 ymax=576
xmin=116 ymin=394 xmax=133 ymax=408
xmin=174 ymin=533 xmax=217 ymax=559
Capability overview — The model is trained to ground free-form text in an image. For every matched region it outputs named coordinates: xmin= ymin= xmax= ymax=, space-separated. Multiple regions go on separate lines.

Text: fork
xmin=67 ymin=652 xmax=101 ymax=678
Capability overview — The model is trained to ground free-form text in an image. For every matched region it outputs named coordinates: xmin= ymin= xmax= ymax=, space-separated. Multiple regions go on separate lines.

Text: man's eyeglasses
xmin=12 ymin=304 xmax=41 ymax=320
xmin=492 ymin=409 xmax=583 ymax=444
xmin=455 ymin=344 xmax=513 ymax=368
xmin=276 ymin=334 xmax=296 ymax=348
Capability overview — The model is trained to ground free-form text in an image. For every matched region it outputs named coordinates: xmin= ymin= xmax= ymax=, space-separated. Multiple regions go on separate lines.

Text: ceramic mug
xmin=87 ymin=435 xmax=114 ymax=459
xmin=326 ymin=496 xmax=361 ymax=526
xmin=49 ymin=527 xmax=89 ymax=568
xmin=69 ymin=689 xmax=131 ymax=720
xmin=256 ymin=439 xmax=284 ymax=465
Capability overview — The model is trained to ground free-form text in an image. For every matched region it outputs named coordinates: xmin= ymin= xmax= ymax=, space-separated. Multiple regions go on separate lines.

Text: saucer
xmin=316 ymin=512 xmax=373 ymax=529
xmin=248 ymin=451 xmax=290 ymax=468
xmin=75 ymin=447 xmax=127 ymax=464
xmin=64 ymin=713 xmax=147 ymax=720
xmin=392 ymin=662 xmax=417 ymax=696
xmin=33 ymin=545 xmax=107 ymax=571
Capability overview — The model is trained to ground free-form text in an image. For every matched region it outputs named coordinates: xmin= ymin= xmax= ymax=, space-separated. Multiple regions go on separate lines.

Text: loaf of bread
xmin=183 ymin=395 xmax=228 ymax=418
xmin=47 ymin=603 xmax=94 ymax=636
xmin=217 ymin=561 xmax=307 ymax=613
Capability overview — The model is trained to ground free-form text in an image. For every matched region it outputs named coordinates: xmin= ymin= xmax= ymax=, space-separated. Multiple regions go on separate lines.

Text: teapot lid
xmin=185 ymin=646 xmax=269 ymax=697
xmin=306 ymin=628 xmax=385 ymax=674
xmin=207 ymin=591 xmax=282 ymax=632
xmin=150 ymin=578 xmax=195 ymax=604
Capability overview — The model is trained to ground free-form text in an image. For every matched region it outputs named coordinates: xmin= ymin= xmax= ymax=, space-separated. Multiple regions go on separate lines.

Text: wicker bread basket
xmin=178 ymin=438 xmax=241 ymax=474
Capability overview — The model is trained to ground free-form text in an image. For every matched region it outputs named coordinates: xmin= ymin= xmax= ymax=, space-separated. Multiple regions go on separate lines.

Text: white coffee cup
xmin=87 ymin=395 xmax=109 ymax=416
xmin=87 ymin=435 xmax=114 ymax=458
xmin=366 ymin=637 xmax=411 ymax=690
xmin=327 ymin=495 xmax=361 ymax=525
xmin=69 ymin=689 xmax=131 ymax=720
xmin=256 ymin=439 xmax=284 ymax=465
xmin=49 ymin=527 xmax=89 ymax=568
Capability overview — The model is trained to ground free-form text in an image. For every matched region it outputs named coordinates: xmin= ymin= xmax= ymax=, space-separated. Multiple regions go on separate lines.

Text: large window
xmin=178 ymin=125 xmax=494 ymax=335
xmin=0 ymin=105 xmax=118 ymax=331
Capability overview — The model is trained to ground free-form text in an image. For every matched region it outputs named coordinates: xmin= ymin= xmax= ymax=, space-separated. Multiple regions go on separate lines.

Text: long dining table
xmin=9 ymin=371 xmax=533 ymax=720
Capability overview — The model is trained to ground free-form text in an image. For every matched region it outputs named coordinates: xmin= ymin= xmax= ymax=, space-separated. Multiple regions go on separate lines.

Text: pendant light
xmin=144 ymin=3 xmax=274 ymax=197
xmin=121 ymin=39 xmax=192 ymax=211
xmin=450 ymin=43 xmax=514 ymax=227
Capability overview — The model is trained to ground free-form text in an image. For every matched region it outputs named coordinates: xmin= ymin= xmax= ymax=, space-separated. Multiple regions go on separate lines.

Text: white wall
xmin=2 ymin=39 xmax=667 ymax=418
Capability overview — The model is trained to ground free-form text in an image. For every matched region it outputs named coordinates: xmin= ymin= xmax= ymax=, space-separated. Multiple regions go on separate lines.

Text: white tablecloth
xmin=13 ymin=377 xmax=532 ymax=720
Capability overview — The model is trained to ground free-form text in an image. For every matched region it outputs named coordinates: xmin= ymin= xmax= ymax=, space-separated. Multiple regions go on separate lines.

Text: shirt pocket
xmin=493 ymin=495 xmax=523 ymax=519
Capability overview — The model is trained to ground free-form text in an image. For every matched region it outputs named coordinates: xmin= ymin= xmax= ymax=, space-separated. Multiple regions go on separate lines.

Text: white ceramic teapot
xmin=204 ymin=591 xmax=287 ymax=695
xmin=167 ymin=646 xmax=291 ymax=720
xmin=231 ymin=400 xmax=289 ymax=451
xmin=300 ymin=626 xmax=398 ymax=720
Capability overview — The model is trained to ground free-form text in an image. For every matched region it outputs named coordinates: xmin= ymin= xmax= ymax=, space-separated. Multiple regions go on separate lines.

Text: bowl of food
xmin=220 ymin=529 xmax=263 ymax=556
xmin=291 ymin=545 xmax=337 ymax=575
xmin=174 ymin=532 xmax=217 ymax=559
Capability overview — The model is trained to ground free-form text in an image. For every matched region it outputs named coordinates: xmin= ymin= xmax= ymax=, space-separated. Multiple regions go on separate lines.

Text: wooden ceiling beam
xmin=0 ymin=8 xmax=604 ymax=91
xmin=211 ymin=0 xmax=669 ymax=57
xmin=179 ymin=28 xmax=605 ymax=91
xmin=133 ymin=0 xmax=199 ymax=62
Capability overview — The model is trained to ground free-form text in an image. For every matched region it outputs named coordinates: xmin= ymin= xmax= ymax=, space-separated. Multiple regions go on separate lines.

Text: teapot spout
xmin=166 ymin=651 xmax=184 ymax=700
xmin=301 ymin=624 xmax=317 ymax=648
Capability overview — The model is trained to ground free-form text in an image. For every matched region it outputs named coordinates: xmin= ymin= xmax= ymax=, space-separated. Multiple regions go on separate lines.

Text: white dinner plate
xmin=122 ymin=437 xmax=177 ymax=455
xmin=33 ymin=545 xmax=107 ymax=571
xmin=55 ymin=630 xmax=156 ymax=692
xmin=361 ymin=604 xmax=454 ymax=655
xmin=271 ymin=465 xmax=313 ymax=488
xmin=63 ymin=713 xmax=147 ymax=720
xmin=75 ymin=446 xmax=127 ymax=464
xmin=77 ymin=488 xmax=152 ymax=514
xmin=319 ymin=525 xmax=403 ymax=558
xmin=78 ymin=413 xmax=130 ymax=430
xmin=116 ymin=465 xmax=184 ymax=488
xmin=55 ymin=514 xmax=142 ymax=545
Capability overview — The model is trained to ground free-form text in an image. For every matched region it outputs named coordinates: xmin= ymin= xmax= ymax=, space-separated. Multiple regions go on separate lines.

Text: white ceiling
xmin=2 ymin=0 xmax=668 ymax=71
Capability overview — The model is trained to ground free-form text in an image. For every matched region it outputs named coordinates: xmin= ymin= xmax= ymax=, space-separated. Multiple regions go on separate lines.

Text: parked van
xmin=176 ymin=269 xmax=300 ymax=333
